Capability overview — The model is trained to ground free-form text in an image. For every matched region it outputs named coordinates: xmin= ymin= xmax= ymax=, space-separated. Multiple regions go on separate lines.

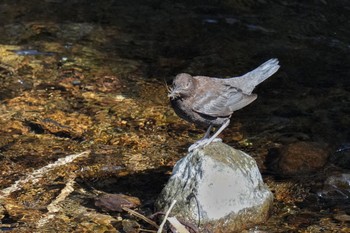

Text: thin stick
xmin=139 ymin=228 xmax=157 ymax=233
xmin=157 ymin=200 xmax=177 ymax=233
xmin=122 ymin=207 xmax=159 ymax=229
xmin=167 ymin=217 xmax=190 ymax=233
xmin=37 ymin=175 xmax=76 ymax=227
xmin=0 ymin=150 xmax=90 ymax=198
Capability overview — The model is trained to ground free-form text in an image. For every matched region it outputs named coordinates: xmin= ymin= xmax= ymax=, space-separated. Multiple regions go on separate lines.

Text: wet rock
xmin=266 ymin=141 xmax=329 ymax=176
xmin=95 ymin=193 xmax=141 ymax=212
xmin=324 ymin=173 xmax=350 ymax=189
xmin=155 ymin=142 xmax=273 ymax=233
xmin=317 ymin=173 xmax=350 ymax=209
xmin=329 ymin=144 xmax=350 ymax=169
xmin=333 ymin=213 xmax=350 ymax=222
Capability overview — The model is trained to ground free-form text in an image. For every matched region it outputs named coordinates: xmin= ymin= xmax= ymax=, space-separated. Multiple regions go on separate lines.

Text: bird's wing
xmin=192 ymin=85 xmax=257 ymax=117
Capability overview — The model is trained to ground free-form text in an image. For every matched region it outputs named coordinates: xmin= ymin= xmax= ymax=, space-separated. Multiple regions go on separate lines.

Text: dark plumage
xmin=168 ymin=58 xmax=280 ymax=151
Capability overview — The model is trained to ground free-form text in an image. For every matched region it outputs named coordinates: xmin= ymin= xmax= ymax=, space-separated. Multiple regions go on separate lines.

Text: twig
xmin=167 ymin=217 xmax=190 ymax=233
xmin=37 ymin=175 xmax=76 ymax=227
xmin=157 ymin=200 xmax=177 ymax=233
xmin=122 ymin=207 xmax=159 ymax=229
xmin=47 ymin=175 xmax=76 ymax=213
xmin=0 ymin=150 xmax=90 ymax=198
xmin=139 ymin=228 xmax=157 ymax=233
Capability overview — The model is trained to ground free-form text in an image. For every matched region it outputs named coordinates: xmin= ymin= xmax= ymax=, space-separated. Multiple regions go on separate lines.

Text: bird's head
xmin=168 ymin=73 xmax=194 ymax=100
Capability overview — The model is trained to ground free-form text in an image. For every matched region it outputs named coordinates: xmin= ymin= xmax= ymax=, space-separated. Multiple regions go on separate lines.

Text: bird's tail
xmin=231 ymin=58 xmax=280 ymax=95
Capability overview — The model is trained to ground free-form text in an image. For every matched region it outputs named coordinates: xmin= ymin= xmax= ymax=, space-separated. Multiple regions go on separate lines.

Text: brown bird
xmin=168 ymin=58 xmax=280 ymax=151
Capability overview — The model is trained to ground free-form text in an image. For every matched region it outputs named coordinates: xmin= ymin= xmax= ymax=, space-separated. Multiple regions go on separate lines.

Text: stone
xmin=155 ymin=142 xmax=273 ymax=233
xmin=329 ymin=144 xmax=350 ymax=169
xmin=266 ymin=141 xmax=329 ymax=176
xmin=317 ymin=173 xmax=350 ymax=203
xmin=94 ymin=193 xmax=141 ymax=212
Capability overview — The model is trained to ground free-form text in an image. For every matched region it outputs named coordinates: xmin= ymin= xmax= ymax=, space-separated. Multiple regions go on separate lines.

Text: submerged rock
xmin=266 ymin=141 xmax=329 ymax=176
xmin=317 ymin=173 xmax=350 ymax=206
xmin=95 ymin=193 xmax=141 ymax=212
xmin=330 ymin=144 xmax=350 ymax=169
xmin=155 ymin=142 xmax=273 ymax=233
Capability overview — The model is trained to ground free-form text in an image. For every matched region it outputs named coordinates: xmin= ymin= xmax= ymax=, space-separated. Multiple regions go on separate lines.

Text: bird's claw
xmin=188 ymin=137 xmax=222 ymax=152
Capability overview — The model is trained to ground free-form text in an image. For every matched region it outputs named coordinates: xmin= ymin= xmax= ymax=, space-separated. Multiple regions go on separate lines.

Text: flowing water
xmin=0 ymin=0 xmax=349 ymax=232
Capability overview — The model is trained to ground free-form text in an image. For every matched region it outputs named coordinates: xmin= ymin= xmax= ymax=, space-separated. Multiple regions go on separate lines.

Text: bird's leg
xmin=188 ymin=125 xmax=215 ymax=152
xmin=206 ymin=119 xmax=230 ymax=145
xmin=188 ymin=120 xmax=230 ymax=152
xmin=203 ymin=125 xmax=213 ymax=139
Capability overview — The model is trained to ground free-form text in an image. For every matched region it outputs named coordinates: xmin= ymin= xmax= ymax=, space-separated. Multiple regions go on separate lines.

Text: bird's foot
xmin=188 ymin=137 xmax=222 ymax=152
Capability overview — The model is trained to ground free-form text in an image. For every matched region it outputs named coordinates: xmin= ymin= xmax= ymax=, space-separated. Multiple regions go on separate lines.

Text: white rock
xmin=156 ymin=142 xmax=273 ymax=233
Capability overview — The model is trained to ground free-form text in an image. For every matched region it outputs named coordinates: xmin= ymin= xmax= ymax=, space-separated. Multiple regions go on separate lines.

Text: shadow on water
xmin=77 ymin=166 xmax=171 ymax=204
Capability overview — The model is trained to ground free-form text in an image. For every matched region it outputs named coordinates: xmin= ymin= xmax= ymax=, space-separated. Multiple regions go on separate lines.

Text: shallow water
xmin=0 ymin=0 xmax=349 ymax=232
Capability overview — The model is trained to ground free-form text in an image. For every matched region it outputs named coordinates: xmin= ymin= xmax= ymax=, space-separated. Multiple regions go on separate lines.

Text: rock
xmin=266 ymin=141 xmax=329 ymax=176
xmin=333 ymin=213 xmax=350 ymax=222
xmin=317 ymin=173 xmax=350 ymax=204
xmin=94 ymin=193 xmax=141 ymax=212
xmin=324 ymin=173 xmax=350 ymax=188
xmin=329 ymin=144 xmax=350 ymax=169
xmin=155 ymin=142 xmax=273 ymax=233
xmin=300 ymin=173 xmax=350 ymax=211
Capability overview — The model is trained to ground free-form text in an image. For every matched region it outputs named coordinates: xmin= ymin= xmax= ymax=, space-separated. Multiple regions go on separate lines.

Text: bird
xmin=168 ymin=58 xmax=280 ymax=151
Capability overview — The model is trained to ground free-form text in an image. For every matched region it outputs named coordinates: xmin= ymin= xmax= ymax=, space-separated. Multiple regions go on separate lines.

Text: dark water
xmin=0 ymin=0 xmax=349 ymax=232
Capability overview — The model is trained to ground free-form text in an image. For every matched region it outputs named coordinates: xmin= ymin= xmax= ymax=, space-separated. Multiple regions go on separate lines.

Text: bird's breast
xmin=170 ymin=98 xmax=227 ymax=127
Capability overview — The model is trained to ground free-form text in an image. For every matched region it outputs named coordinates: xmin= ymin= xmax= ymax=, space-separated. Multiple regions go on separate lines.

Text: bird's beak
xmin=168 ymin=89 xmax=180 ymax=99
